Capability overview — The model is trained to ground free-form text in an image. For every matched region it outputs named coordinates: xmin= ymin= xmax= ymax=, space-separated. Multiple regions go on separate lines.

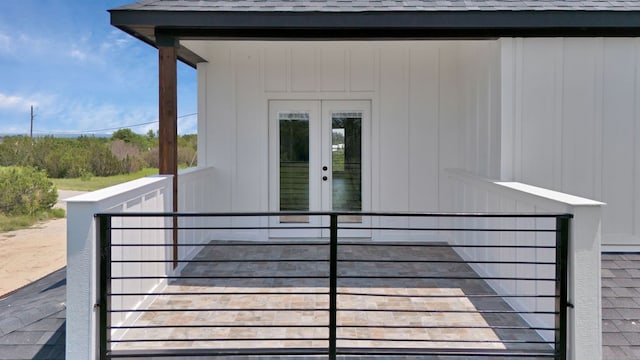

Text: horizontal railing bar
xmin=336 ymin=309 xmax=558 ymax=314
xmin=337 ymin=337 xmax=554 ymax=344
xmin=337 ymin=259 xmax=556 ymax=265
xmin=110 ymin=291 xmax=330 ymax=296
xmin=108 ymin=259 xmax=555 ymax=265
xmin=110 ymin=275 xmax=329 ymax=280
xmin=108 ymin=275 xmax=554 ymax=282
xmin=109 ymin=275 xmax=555 ymax=281
xmin=111 ymin=242 xmax=329 ymax=247
xmin=111 ymin=259 xmax=329 ymax=263
xmin=108 ymin=226 xmax=558 ymax=232
xmin=110 ymin=337 xmax=327 ymax=343
xmin=106 ymin=241 xmax=556 ymax=249
xmin=337 ymin=347 xmax=556 ymax=357
xmin=337 ymin=291 xmax=557 ymax=298
xmin=107 ymin=348 xmax=329 ymax=358
xmin=110 ymin=338 xmax=555 ymax=346
xmin=109 ymin=324 xmax=556 ymax=331
xmin=110 ymin=226 xmax=328 ymax=231
xmin=110 ymin=324 xmax=328 ymax=329
xmin=340 ymin=325 xmax=558 ymax=331
xmin=109 ymin=308 xmax=328 ymax=313
xmin=342 ymin=227 xmax=558 ymax=232
xmin=343 ymin=243 xmax=557 ymax=248
xmin=336 ymin=276 xmax=556 ymax=281
xmin=97 ymin=211 xmax=573 ymax=218
xmin=108 ymin=242 xmax=556 ymax=249
xmin=108 ymin=308 xmax=557 ymax=315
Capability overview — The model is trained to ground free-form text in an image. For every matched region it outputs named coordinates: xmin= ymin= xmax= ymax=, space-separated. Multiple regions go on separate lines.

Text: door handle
xmin=322 ymin=176 xmax=328 ymax=181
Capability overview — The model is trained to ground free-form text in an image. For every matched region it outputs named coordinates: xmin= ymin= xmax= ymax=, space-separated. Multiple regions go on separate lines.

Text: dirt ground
xmin=0 ymin=190 xmax=85 ymax=297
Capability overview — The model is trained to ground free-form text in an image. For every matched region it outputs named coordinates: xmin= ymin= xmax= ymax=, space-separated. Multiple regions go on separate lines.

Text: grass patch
xmin=0 ymin=208 xmax=66 ymax=232
xmin=51 ymin=168 xmax=159 ymax=191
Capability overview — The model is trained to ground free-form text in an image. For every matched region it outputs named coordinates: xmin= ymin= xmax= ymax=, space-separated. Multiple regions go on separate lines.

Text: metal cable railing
xmin=97 ymin=212 xmax=570 ymax=359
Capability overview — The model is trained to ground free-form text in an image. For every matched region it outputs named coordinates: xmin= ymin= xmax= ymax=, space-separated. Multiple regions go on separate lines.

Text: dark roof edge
xmin=110 ymin=9 xmax=640 ymax=67
xmin=110 ymin=9 xmax=640 ymax=29
xmin=112 ymin=24 xmax=206 ymax=68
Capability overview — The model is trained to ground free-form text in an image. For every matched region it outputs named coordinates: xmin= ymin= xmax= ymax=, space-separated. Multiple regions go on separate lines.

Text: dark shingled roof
xmin=602 ymin=253 xmax=640 ymax=359
xmin=0 ymin=268 xmax=65 ymax=360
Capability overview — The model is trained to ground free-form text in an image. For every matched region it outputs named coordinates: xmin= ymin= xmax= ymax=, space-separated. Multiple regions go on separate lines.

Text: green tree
xmin=112 ymin=128 xmax=155 ymax=150
xmin=0 ymin=166 xmax=57 ymax=215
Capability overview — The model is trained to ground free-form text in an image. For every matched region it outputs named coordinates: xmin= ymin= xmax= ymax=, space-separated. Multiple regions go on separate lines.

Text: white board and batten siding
xmin=501 ymin=38 xmax=640 ymax=250
xmin=182 ymin=40 xmax=502 ymax=239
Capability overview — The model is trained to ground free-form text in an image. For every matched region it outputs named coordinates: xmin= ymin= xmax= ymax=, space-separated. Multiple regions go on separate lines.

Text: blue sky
xmin=0 ymin=0 xmax=197 ymax=136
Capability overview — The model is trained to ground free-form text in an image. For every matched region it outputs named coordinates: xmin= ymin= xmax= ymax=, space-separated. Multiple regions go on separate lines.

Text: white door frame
xmin=268 ymin=99 xmax=371 ymax=238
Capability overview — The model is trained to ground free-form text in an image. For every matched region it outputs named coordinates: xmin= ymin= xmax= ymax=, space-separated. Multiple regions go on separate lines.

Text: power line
xmin=32 ymin=112 xmax=198 ymax=135
xmin=178 ymin=112 xmax=197 ymax=119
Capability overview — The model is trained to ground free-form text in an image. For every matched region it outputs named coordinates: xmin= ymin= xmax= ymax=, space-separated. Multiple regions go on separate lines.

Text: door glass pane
xmin=332 ymin=112 xmax=361 ymax=216
xmin=279 ymin=112 xmax=309 ymax=223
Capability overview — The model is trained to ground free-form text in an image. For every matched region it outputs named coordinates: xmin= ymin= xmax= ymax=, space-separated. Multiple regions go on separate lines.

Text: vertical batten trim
xmin=407 ymin=46 xmax=413 ymax=211
xmin=435 ymin=46 xmax=441 ymax=211
xmin=593 ymin=38 xmax=604 ymax=201
xmin=633 ymin=39 xmax=640 ymax=236
xmin=515 ymin=38 xmax=524 ymax=181
xmin=554 ymin=38 xmax=564 ymax=192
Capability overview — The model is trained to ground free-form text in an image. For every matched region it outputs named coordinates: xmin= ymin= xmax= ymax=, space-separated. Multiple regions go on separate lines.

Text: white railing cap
xmin=446 ymin=168 xmax=605 ymax=209
xmin=66 ymin=175 xmax=172 ymax=203
xmin=495 ymin=181 xmax=604 ymax=207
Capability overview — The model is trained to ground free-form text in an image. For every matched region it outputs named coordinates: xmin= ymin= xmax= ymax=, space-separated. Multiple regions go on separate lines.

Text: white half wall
xmin=66 ymin=176 xmax=172 ymax=359
xmin=447 ymin=169 xmax=604 ymax=360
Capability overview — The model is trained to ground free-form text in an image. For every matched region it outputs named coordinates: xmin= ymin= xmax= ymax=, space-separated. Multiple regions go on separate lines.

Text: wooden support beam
xmin=158 ymin=40 xmax=178 ymax=267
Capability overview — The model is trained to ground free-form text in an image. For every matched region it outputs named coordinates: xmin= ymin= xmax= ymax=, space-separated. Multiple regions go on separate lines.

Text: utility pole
xmin=30 ymin=105 xmax=34 ymax=139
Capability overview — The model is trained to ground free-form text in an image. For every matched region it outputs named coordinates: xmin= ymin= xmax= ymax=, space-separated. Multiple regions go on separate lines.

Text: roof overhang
xmin=110 ymin=8 xmax=640 ymax=68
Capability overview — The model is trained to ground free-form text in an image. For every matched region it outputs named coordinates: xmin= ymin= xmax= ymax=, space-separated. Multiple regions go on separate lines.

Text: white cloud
xmin=0 ymin=93 xmax=37 ymax=110
xmin=0 ymin=29 xmax=96 ymax=64
xmin=101 ymin=30 xmax=134 ymax=52
xmin=0 ymin=31 xmax=11 ymax=53
xmin=0 ymin=30 xmax=55 ymax=59
xmin=69 ymin=48 xmax=88 ymax=61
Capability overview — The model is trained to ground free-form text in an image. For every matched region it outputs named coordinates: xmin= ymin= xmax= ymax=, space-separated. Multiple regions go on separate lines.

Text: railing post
xmin=329 ymin=214 xmax=338 ymax=360
xmin=555 ymin=216 xmax=570 ymax=360
xmin=98 ymin=214 xmax=112 ymax=360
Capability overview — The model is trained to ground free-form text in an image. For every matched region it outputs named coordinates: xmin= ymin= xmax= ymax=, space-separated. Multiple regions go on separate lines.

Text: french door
xmin=269 ymin=100 xmax=371 ymax=237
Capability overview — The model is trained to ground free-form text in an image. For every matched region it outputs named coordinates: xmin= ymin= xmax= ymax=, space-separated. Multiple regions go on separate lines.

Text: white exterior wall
xmin=501 ymin=38 xmax=640 ymax=249
xmin=182 ymin=40 xmax=501 ymax=218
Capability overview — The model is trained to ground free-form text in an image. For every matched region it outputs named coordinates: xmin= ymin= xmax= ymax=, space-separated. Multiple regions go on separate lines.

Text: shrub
xmin=0 ymin=131 xmax=196 ymax=178
xmin=178 ymin=146 xmax=197 ymax=167
xmin=111 ymin=140 xmax=144 ymax=173
xmin=0 ymin=136 xmax=34 ymax=167
xmin=88 ymin=144 xmax=122 ymax=177
xmin=0 ymin=166 xmax=58 ymax=216
xmin=144 ymin=147 xmax=160 ymax=168
xmin=112 ymin=128 xmax=156 ymax=150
